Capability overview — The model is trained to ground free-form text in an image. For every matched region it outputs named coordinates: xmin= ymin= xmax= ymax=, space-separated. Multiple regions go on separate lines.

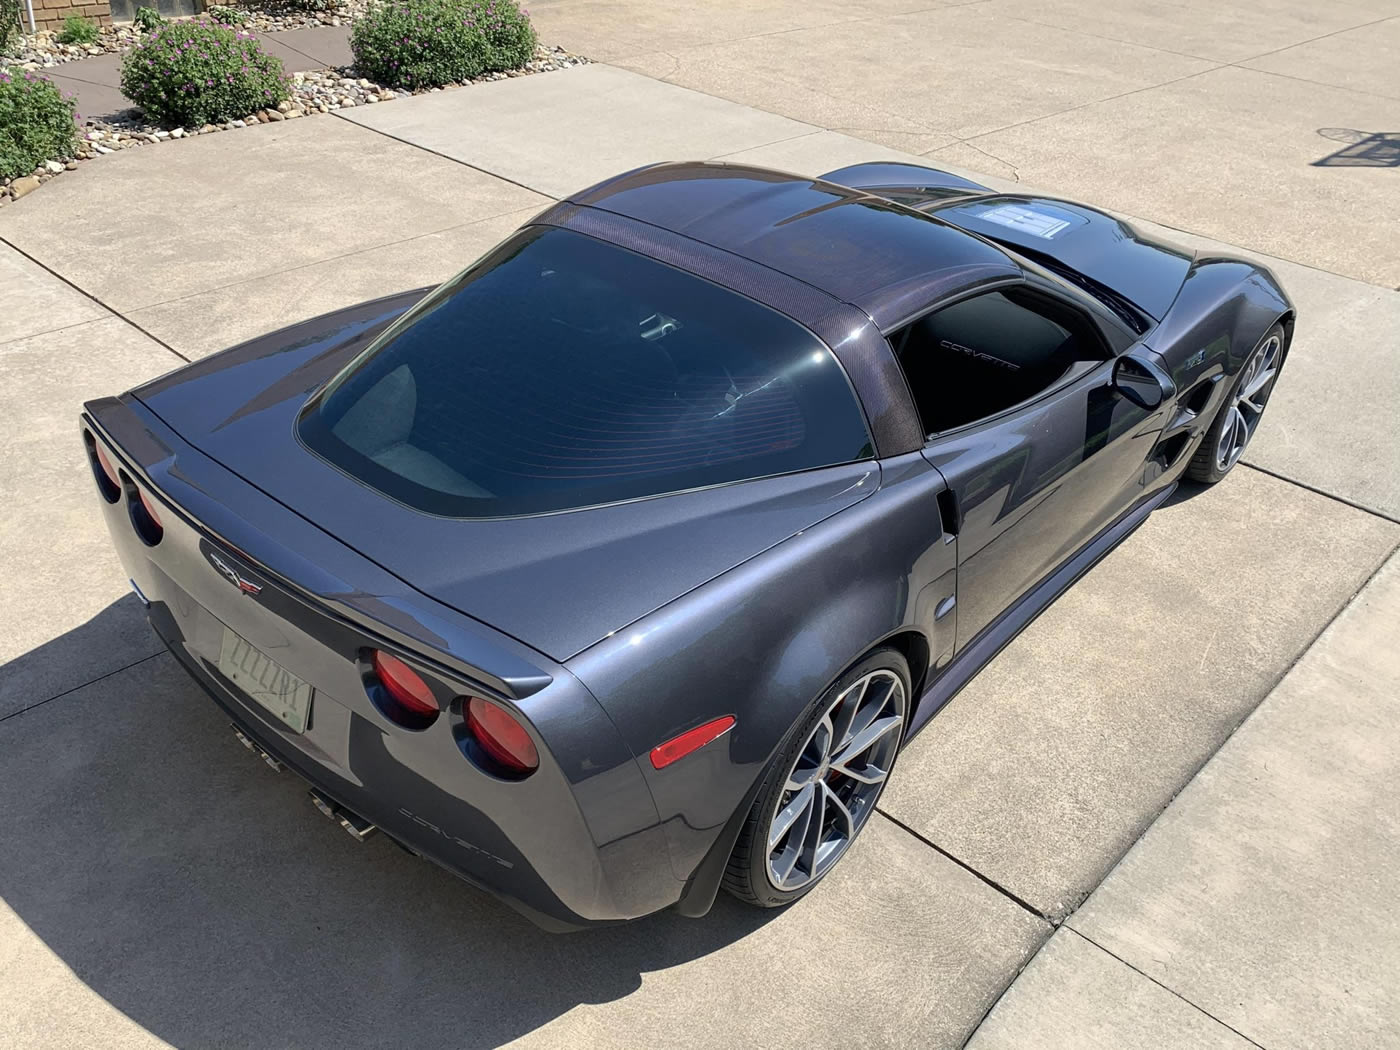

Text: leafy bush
xmin=57 ymin=14 xmax=100 ymax=45
xmin=2 ymin=0 xmax=21 ymax=55
xmin=206 ymin=5 xmax=248 ymax=26
xmin=119 ymin=20 xmax=289 ymax=127
xmin=0 ymin=67 xmax=78 ymax=180
xmin=351 ymin=0 xmax=536 ymax=90
xmin=133 ymin=6 xmax=164 ymax=31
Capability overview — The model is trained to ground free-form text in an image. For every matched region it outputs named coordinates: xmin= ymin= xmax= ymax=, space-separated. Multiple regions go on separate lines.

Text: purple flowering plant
xmin=0 ymin=66 xmax=79 ymax=180
xmin=351 ymin=0 xmax=535 ymax=90
xmin=119 ymin=20 xmax=290 ymax=128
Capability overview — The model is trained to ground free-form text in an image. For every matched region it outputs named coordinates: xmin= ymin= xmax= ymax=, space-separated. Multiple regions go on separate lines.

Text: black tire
xmin=723 ymin=648 xmax=910 ymax=908
xmin=1186 ymin=322 xmax=1287 ymax=484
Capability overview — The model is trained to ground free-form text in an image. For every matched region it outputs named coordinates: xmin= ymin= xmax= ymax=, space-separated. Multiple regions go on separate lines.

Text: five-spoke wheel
xmin=766 ymin=669 xmax=905 ymax=891
xmin=724 ymin=649 xmax=909 ymax=907
xmin=1215 ymin=334 xmax=1281 ymax=473
xmin=1188 ymin=323 xmax=1287 ymax=484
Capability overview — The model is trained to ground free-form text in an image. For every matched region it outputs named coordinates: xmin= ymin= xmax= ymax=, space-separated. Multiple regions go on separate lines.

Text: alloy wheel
xmin=1216 ymin=334 xmax=1281 ymax=473
xmin=765 ymin=669 xmax=906 ymax=891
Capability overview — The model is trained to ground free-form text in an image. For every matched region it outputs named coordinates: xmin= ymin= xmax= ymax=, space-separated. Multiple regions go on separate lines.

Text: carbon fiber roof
xmin=568 ymin=161 xmax=1022 ymax=330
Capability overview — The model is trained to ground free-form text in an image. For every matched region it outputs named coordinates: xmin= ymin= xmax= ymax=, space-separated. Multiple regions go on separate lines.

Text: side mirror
xmin=1112 ymin=352 xmax=1175 ymax=410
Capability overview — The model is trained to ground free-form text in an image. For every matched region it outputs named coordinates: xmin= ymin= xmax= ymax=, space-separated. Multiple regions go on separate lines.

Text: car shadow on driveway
xmin=0 ymin=602 xmax=776 ymax=1048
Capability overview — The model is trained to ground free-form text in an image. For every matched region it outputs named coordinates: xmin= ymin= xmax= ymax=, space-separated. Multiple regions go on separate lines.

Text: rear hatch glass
xmin=299 ymin=227 xmax=873 ymax=518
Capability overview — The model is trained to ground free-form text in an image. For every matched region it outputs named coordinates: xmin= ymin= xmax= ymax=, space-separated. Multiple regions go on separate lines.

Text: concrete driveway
xmin=3 ymin=11 xmax=1400 ymax=1047
xmin=532 ymin=0 xmax=1400 ymax=290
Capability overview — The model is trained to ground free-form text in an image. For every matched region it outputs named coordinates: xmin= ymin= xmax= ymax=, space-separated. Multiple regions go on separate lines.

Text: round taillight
xmin=138 ymin=487 xmax=162 ymax=529
xmin=121 ymin=471 xmax=164 ymax=546
xmin=466 ymin=697 xmax=539 ymax=778
xmin=84 ymin=431 xmax=120 ymax=503
xmin=97 ymin=447 xmax=121 ymax=488
xmin=371 ymin=650 xmax=439 ymax=718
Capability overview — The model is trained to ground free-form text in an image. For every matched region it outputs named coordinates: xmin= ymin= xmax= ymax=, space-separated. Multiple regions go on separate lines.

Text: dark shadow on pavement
xmin=0 ymin=592 xmax=161 ymax=720
xmin=0 ymin=602 xmax=774 ymax=1048
xmin=1162 ymin=477 xmax=1211 ymax=509
xmin=1313 ymin=128 xmax=1400 ymax=168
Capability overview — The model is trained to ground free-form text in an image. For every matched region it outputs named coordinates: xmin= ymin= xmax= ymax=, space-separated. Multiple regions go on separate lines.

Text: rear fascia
xmin=81 ymin=396 xmax=680 ymax=927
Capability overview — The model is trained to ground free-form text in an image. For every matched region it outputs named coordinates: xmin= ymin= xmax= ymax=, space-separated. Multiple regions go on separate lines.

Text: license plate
xmin=217 ymin=627 xmax=313 ymax=733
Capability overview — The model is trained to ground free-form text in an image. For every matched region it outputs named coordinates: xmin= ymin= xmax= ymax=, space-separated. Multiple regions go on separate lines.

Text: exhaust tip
xmin=231 ymin=725 xmax=283 ymax=772
xmin=308 ymin=790 xmax=378 ymax=842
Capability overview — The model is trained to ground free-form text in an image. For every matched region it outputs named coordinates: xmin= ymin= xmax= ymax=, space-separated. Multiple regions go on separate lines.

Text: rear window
xmin=299 ymin=227 xmax=872 ymax=517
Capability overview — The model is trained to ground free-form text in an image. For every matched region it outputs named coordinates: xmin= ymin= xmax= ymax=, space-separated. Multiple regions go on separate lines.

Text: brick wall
xmin=32 ymin=0 xmax=112 ymax=32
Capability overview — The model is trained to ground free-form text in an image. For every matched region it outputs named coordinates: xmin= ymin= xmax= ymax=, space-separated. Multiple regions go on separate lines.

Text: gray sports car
xmin=82 ymin=161 xmax=1292 ymax=929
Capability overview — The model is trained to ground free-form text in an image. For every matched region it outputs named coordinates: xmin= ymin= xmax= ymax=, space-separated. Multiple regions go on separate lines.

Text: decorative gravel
xmin=1 ymin=0 xmax=577 ymax=67
xmin=0 ymin=43 xmax=586 ymax=205
xmin=2 ymin=0 xmax=362 ymax=69
xmin=2 ymin=24 xmax=145 ymax=67
xmin=218 ymin=0 xmax=373 ymax=32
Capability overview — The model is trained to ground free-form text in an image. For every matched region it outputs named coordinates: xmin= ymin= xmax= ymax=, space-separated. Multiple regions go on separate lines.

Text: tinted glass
xmin=895 ymin=288 xmax=1105 ymax=433
xmin=300 ymin=228 xmax=872 ymax=517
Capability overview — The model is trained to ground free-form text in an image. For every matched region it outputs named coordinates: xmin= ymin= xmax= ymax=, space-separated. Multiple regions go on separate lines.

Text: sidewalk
xmin=971 ymin=550 xmax=1400 ymax=1049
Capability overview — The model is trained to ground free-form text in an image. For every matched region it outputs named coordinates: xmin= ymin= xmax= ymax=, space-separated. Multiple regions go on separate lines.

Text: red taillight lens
xmin=466 ymin=697 xmax=539 ymax=777
xmin=138 ymin=487 xmax=162 ymax=529
xmin=84 ymin=431 xmax=120 ymax=503
xmin=371 ymin=650 xmax=439 ymax=717
xmin=121 ymin=472 xmax=164 ymax=546
xmin=96 ymin=446 xmax=120 ymax=489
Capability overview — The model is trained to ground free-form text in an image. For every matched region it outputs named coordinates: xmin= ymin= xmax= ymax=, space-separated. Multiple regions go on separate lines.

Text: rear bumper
xmin=148 ymin=605 xmax=596 ymax=929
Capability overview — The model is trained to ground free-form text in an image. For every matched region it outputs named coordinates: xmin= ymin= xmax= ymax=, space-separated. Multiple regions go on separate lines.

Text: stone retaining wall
xmin=31 ymin=0 xmax=112 ymax=32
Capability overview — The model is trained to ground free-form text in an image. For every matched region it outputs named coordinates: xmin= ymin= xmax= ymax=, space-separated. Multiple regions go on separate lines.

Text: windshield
xmin=299 ymin=227 xmax=873 ymax=517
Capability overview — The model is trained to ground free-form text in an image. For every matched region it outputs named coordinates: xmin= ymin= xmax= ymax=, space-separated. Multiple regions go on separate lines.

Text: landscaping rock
xmin=7 ymin=33 xmax=587 ymax=205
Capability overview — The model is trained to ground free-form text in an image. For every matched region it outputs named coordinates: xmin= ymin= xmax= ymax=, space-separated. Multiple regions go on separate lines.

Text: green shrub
xmin=351 ymin=0 xmax=536 ymax=90
xmin=119 ymin=20 xmax=289 ymax=127
xmin=57 ymin=14 xmax=100 ymax=45
xmin=0 ymin=68 xmax=79 ymax=180
xmin=206 ymin=5 xmax=247 ymax=26
xmin=2 ymin=0 xmax=21 ymax=54
xmin=133 ymin=6 xmax=164 ymax=31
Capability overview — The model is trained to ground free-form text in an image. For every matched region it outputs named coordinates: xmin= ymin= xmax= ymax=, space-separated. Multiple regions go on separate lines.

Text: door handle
xmin=934 ymin=595 xmax=956 ymax=621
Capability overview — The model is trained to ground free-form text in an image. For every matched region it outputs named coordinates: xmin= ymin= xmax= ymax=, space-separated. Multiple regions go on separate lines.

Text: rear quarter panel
xmin=565 ymin=453 xmax=957 ymax=882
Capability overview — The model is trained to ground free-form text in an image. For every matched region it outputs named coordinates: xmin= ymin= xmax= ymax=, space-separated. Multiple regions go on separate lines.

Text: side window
xmin=890 ymin=286 xmax=1109 ymax=435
